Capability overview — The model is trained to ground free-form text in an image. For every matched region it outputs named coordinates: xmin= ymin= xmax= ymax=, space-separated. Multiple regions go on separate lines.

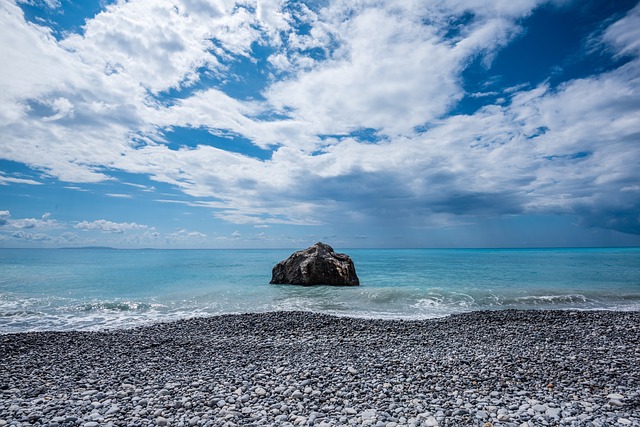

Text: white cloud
xmin=0 ymin=0 xmax=542 ymax=185
xmin=1 ymin=0 xmax=639 ymax=239
xmin=60 ymin=0 xmax=262 ymax=94
xmin=256 ymin=0 xmax=290 ymax=41
xmin=75 ymin=219 xmax=150 ymax=234
xmin=215 ymin=230 xmax=245 ymax=241
xmin=17 ymin=0 xmax=60 ymax=9
xmin=11 ymin=230 xmax=52 ymax=241
xmin=143 ymin=231 xmax=161 ymax=239
xmin=0 ymin=211 xmax=62 ymax=229
xmin=167 ymin=228 xmax=208 ymax=241
xmin=0 ymin=172 xmax=42 ymax=186
xmin=0 ymin=211 xmax=10 ymax=226
xmin=604 ymin=2 xmax=640 ymax=57
xmin=263 ymin=0 xmax=539 ymax=139
xmin=106 ymin=193 xmax=133 ymax=199
xmin=64 ymin=186 xmax=89 ymax=192
xmin=41 ymin=97 xmax=75 ymax=122
xmin=57 ymin=232 xmax=79 ymax=242
xmin=0 ymin=0 xmax=273 ymax=183
xmin=123 ymin=182 xmax=156 ymax=192
xmin=0 ymin=2 xmax=82 ymax=126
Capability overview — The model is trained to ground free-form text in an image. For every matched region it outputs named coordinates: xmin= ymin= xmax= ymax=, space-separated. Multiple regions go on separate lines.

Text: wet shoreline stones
xmin=1 ymin=310 xmax=639 ymax=426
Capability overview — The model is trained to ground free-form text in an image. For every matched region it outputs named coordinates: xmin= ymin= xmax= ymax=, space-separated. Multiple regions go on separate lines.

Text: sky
xmin=1 ymin=0 xmax=640 ymax=249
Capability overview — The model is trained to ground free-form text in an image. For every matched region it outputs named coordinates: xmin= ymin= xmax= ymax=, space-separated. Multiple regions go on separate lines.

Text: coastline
xmin=1 ymin=310 xmax=639 ymax=426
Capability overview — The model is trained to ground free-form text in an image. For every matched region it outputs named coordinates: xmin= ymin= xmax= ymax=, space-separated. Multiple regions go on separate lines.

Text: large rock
xmin=270 ymin=242 xmax=360 ymax=286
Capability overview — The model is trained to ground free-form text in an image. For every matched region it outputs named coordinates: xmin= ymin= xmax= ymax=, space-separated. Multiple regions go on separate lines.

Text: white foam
xmin=515 ymin=294 xmax=589 ymax=304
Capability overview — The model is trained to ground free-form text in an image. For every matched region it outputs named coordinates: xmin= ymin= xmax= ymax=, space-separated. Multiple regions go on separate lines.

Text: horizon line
xmin=1 ymin=245 xmax=639 ymax=251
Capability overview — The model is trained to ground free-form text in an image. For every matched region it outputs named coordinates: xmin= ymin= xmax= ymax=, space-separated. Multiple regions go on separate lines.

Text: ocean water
xmin=0 ymin=247 xmax=639 ymax=333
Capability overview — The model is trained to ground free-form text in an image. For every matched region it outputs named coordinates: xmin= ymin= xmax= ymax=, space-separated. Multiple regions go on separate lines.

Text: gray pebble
xmin=0 ymin=310 xmax=638 ymax=427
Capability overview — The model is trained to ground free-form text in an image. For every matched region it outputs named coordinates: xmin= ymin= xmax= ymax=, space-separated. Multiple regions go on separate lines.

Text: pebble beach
xmin=1 ymin=310 xmax=639 ymax=427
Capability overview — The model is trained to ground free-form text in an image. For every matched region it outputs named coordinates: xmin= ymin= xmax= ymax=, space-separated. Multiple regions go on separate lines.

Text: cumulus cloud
xmin=167 ymin=229 xmax=208 ymax=242
xmin=11 ymin=230 xmax=52 ymax=241
xmin=143 ymin=231 xmax=161 ymax=239
xmin=0 ymin=211 xmax=62 ymax=229
xmin=57 ymin=232 xmax=79 ymax=242
xmin=0 ymin=211 xmax=10 ymax=226
xmin=266 ymin=1 xmax=525 ymax=138
xmin=0 ymin=0 xmax=639 ymax=240
xmin=59 ymin=0 xmax=261 ymax=94
xmin=75 ymin=219 xmax=150 ymax=234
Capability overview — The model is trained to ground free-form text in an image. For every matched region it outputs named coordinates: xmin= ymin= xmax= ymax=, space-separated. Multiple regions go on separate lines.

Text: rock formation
xmin=270 ymin=242 xmax=360 ymax=286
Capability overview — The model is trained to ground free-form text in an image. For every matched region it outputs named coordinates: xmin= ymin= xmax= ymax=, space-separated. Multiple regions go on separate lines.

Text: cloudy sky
xmin=1 ymin=0 xmax=639 ymax=249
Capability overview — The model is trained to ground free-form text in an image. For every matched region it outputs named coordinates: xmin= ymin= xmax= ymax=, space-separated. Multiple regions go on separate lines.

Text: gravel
xmin=1 ymin=310 xmax=639 ymax=426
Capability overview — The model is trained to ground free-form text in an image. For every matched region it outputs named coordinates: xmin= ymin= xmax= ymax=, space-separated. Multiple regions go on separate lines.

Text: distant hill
xmin=59 ymin=246 xmax=117 ymax=250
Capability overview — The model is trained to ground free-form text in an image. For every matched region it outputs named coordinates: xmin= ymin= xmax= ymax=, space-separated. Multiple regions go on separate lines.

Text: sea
xmin=0 ymin=247 xmax=639 ymax=333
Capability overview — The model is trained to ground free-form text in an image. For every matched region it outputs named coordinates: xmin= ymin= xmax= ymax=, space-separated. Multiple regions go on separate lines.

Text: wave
xmin=0 ymin=296 xmax=182 ymax=333
xmin=2 ymin=286 xmax=640 ymax=333
xmin=514 ymin=294 xmax=589 ymax=305
xmin=76 ymin=301 xmax=162 ymax=312
xmin=0 ymin=309 xmax=44 ymax=318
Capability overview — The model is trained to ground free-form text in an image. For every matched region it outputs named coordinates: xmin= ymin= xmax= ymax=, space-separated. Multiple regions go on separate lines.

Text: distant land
xmin=59 ymin=246 xmax=117 ymax=250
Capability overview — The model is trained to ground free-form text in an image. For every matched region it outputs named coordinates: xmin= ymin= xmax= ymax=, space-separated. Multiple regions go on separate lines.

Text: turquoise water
xmin=0 ymin=247 xmax=639 ymax=332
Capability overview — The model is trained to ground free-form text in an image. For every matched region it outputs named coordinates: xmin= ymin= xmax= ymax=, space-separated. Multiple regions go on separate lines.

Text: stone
xmin=361 ymin=409 xmax=377 ymax=420
xmin=608 ymin=393 xmax=625 ymax=406
xmin=424 ymin=416 xmax=439 ymax=426
xmin=2 ymin=310 xmax=640 ymax=427
xmin=105 ymin=405 xmax=120 ymax=415
xmin=475 ymin=411 xmax=488 ymax=419
xmin=546 ymin=407 xmax=561 ymax=418
xmin=532 ymin=404 xmax=547 ymax=413
xmin=270 ymin=242 xmax=359 ymax=286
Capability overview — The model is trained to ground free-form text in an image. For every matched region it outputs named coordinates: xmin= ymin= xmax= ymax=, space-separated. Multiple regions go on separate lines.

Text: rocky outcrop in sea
xmin=270 ymin=242 xmax=359 ymax=286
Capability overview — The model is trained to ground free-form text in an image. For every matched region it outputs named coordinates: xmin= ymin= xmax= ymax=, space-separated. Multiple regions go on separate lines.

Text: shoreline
xmin=4 ymin=305 xmax=640 ymax=336
xmin=1 ymin=310 xmax=639 ymax=426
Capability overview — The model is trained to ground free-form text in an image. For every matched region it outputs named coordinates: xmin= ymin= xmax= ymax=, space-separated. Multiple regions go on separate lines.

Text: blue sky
xmin=1 ymin=0 xmax=640 ymax=249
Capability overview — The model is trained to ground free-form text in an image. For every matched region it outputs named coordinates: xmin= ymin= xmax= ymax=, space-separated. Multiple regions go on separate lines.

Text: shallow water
xmin=1 ymin=247 xmax=639 ymax=332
